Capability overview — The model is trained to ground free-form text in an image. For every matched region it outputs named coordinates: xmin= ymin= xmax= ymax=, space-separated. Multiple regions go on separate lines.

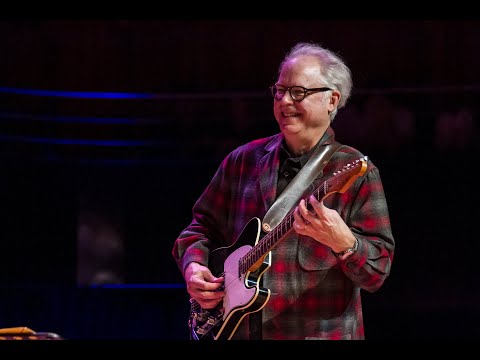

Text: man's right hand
xmin=184 ymin=262 xmax=225 ymax=309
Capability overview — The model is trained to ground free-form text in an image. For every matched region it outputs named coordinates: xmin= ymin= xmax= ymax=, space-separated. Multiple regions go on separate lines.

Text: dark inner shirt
xmin=276 ymin=140 xmax=320 ymax=197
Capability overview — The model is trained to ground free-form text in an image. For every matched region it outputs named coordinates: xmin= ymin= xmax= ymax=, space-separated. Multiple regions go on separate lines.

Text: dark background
xmin=0 ymin=18 xmax=478 ymax=341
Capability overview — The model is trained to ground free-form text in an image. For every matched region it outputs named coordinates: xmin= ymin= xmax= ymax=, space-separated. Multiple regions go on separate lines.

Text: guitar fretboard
xmin=239 ymin=157 xmax=367 ymax=274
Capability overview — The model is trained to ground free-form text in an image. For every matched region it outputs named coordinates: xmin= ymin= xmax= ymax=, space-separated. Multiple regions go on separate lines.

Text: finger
xmin=299 ymin=198 xmax=316 ymax=221
xmin=200 ymin=288 xmax=225 ymax=299
xmin=310 ymin=196 xmax=330 ymax=218
xmin=190 ymin=282 xmax=225 ymax=301
xmin=202 ymin=279 xmax=224 ymax=292
xmin=293 ymin=207 xmax=308 ymax=231
xmin=294 ymin=221 xmax=307 ymax=232
xmin=309 ymin=195 xmax=320 ymax=207
xmin=202 ymin=270 xmax=223 ymax=282
xmin=293 ymin=207 xmax=303 ymax=222
xmin=308 ymin=195 xmax=323 ymax=213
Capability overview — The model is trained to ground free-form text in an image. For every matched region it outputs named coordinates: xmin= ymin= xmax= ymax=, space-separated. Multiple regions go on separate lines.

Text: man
xmin=172 ymin=42 xmax=395 ymax=340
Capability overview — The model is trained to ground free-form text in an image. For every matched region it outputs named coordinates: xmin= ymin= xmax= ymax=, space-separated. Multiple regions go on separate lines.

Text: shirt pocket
xmin=297 ymin=236 xmax=337 ymax=271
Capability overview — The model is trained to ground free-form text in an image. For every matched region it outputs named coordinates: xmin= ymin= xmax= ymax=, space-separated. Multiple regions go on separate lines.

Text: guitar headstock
xmin=334 ymin=156 xmax=368 ymax=175
xmin=330 ymin=156 xmax=368 ymax=194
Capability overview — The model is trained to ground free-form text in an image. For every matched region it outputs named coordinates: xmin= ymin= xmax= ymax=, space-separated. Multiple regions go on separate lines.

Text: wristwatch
xmin=333 ymin=238 xmax=359 ymax=258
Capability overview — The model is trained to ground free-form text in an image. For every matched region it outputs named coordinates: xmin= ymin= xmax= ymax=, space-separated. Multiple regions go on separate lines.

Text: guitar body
xmin=212 ymin=217 xmax=271 ymax=340
xmin=190 ymin=217 xmax=272 ymax=340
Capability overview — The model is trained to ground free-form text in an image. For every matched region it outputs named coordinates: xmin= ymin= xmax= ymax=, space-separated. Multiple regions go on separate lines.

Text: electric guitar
xmin=188 ymin=156 xmax=369 ymax=340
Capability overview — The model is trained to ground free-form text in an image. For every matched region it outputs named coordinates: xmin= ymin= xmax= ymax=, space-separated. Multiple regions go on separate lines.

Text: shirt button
xmin=284 ymin=172 xmax=289 ymax=177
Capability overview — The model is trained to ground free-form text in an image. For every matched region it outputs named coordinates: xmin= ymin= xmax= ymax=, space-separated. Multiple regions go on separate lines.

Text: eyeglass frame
xmin=270 ymin=84 xmax=332 ymax=102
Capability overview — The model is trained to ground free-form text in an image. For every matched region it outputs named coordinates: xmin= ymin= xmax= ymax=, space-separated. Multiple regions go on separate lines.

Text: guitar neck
xmin=239 ymin=156 xmax=368 ymax=274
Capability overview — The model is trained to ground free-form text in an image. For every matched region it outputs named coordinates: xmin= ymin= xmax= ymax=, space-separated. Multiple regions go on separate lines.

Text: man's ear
xmin=328 ymin=90 xmax=341 ymax=112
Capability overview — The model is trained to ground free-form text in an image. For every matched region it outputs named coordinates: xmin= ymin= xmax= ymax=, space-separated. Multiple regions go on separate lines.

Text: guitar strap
xmin=249 ymin=140 xmax=343 ymax=340
xmin=262 ymin=141 xmax=344 ymax=232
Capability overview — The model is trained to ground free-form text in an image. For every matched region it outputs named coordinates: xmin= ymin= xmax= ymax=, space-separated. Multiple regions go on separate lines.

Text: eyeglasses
xmin=270 ymin=84 xmax=332 ymax=102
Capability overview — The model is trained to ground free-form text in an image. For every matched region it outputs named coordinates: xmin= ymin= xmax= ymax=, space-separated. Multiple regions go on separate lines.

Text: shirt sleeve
xmin=330 ymin=164 xmax=395 ymax=293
